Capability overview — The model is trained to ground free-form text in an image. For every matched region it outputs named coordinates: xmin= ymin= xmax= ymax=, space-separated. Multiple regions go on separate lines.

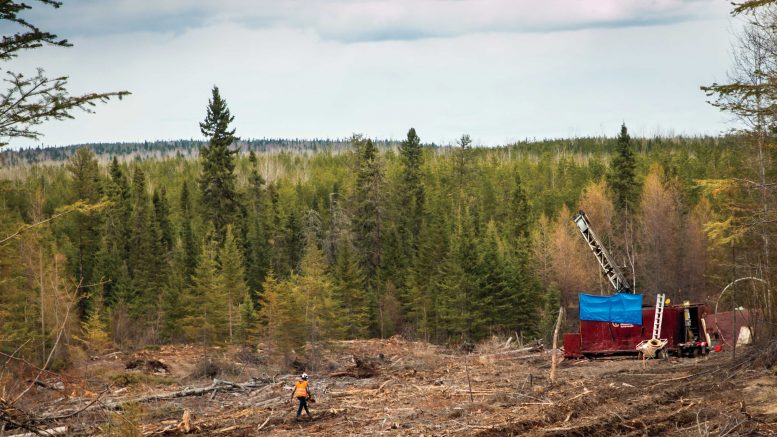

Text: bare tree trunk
xmin=550 ymin=306 xmax=564 ymax=384
xmin=39 ymin=250 xmax=46 ymax=363
xmin=228 ymin=299 xmax=233 ymax=342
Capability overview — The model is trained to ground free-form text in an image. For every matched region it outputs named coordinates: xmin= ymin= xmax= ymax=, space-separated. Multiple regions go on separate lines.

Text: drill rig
xmin=563 ymin=210 xmax=709 ymax=358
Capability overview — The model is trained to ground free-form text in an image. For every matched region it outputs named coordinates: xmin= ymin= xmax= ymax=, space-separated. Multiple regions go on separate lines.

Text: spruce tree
xmin=398 ymin=127 xmax=425 ymax=249
xmin=183 ymin=231 xmax=227 ymax=343
xmin=608 ymin=124 xmax=640 ymax=212
xmin=508 ymin=172 xmax=530 ymax=241
xmin=332 ymin=237 xmax=369 ymax=338
xmin=179 ymin=181 xmax=198 ymax=285
xmin=284 ymin=208 xmax=305 ymax=275
xmin=127 ymin=168 xmax=162 ymax=323
xmin=351 ymin=136 xmax=385 ymax=335
xmin=257 ymin=273 xmax=305 ymax=357
xmin=245 ymin=151 xmax=271 ymax=295
xmin=220 ymin=225 xmax=250 ymax=342
xmin=99 ymin=157 xmax=131 ymax=306
xmin=198 ymin=86 xmax=238 ymax=240
xmin=474 ymin=221 xmax=507 ymax=336
xmin=237 ymin=289 xmax=258 ymax=344
xmin=161 ymin=238 xmax=190 ymax=343
xmin=66 ymin=147 xmax=102 ymax=320
xmin=153 ymin=187 xmax=174 ymax=254
xmin=436 ymin=206 xmax=477 ymax=340
xmin=607 ymin=124 xmax=640 ymax=289
xmin=295 ymin=235 xmax=340 ymax=353
xmin=406 ymin=213 xmax=447 ymax=341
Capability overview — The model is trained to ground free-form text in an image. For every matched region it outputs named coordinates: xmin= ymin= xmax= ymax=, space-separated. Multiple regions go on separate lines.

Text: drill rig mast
xmin=572 ymin=210 xmax=632 ymax=294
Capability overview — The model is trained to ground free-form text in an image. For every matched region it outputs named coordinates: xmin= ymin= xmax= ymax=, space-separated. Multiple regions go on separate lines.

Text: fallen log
xmin=103 ymin=378 xmax=272 ymax=410
xmin=7 ymin=426 xmax=67 ymax=437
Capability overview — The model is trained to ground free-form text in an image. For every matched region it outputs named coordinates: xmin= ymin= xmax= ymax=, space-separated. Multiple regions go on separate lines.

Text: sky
xmin=7 ymin=0 xmax=738 ymax=148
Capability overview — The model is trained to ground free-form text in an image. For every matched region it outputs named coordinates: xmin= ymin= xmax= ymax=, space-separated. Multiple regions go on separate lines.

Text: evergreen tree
xmin=284 ymin=208 xmax=305 ymax=275
xmin=351 ymin=136 xmax=385 ymax=334
xmin=332 ymin=237 xmax=369 ymax=338
xmin=406 ymin=213 xmax=447 ymax=341
xmin=608 ymin=124 xmax=640 ymax=213
xmin=98 ymin=157 xmax=131 ymax=306
xmin=198 ymin=86 xmax=238 ymax=240
xmin=245 ymin=151 xmax=271 ymax=296
xmin=179 ymin=181 xmax=198 ymax=285
xmin=220 ymin=225 xmax=250 ymax=342
xmin=182 ymin=231 xmax=227 ymax=343
xmin=473 ymin=221 xmax=507 ymax=336
xmin=436 ymin=206 xmax=477 ymax=340
xmin=295 ymin=235 xmax=340 ymax=352
xmin=398 ymin=127 xmax=425 ymax=249
xmin=153 ymin=187 xmax=174 ymax=254
xmin=127 ymin=168 xmax=163 ymax=326
xmin=257 ymin=273 xmax=305 ymax=357
xmin=66 ymin=147 xmax=102 ymax=320
xmin=454 ymin=134 xmax=473 ymax=194
xmin=237 ymin=288 xmax=258 ymax=344
xmin=508 ymin=172 xmax=530 ymax=241
xmin=160 ymin=238 xmax=190 ymax=343
xmin=607 ymin=124 xmax=640 ymax=288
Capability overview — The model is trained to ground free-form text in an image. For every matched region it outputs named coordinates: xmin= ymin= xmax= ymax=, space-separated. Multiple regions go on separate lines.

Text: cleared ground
xmin=4 ymin=337 xmax=777 ymax=436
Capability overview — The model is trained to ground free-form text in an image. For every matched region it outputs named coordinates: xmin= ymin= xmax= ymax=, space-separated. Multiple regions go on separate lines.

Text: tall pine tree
xmin=608 ymin=124 xmax=640 ymax=213
xmin=198 ymin=86 xmax=238 ymax=240
xmin=220 ymin=225 xmax=250 ymax=342
xmin=351 ymin=136 xmax=385 ymax=335
xmin=66 ymin=147 xmax=102 ymax=319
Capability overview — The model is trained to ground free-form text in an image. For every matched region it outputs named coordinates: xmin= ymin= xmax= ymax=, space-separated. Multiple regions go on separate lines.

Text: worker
xmin=291 ymin=373 xmax=312 ymax=419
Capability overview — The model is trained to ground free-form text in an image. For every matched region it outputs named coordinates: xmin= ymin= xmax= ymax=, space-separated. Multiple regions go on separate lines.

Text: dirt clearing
xmin=3 ymin=338 xmax=777 ymax=436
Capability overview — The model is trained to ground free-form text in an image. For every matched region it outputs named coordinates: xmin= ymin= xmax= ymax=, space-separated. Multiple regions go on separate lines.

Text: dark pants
xmin=296 ymin=396 xmax=311 ymax=416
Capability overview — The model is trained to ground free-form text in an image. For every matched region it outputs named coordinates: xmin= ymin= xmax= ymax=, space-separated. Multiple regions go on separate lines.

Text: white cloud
xmin=5 ymin=0 xmax=736 ymax=148
xmin=34 ymin=0 xmax=730 ymax=42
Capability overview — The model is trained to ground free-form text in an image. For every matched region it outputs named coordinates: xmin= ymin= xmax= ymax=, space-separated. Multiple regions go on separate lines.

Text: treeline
xmin=0 ymin=138 xmax=403 ymax=166
xmin=0 ymin=91 xmax=741 ymax=367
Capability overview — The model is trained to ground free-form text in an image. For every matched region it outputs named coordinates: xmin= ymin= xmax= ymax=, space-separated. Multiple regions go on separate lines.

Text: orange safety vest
xmin=294 ymin=380 xmax=309 ymax=398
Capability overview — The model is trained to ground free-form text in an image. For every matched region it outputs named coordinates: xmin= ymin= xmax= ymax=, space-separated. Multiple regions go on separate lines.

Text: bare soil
xmin=5 ymin=338 xmax=777 ymax=436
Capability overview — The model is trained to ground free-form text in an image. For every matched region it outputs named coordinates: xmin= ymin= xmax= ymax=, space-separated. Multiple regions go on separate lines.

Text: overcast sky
xmin=8 ymin=0 xmax=738 ymax=148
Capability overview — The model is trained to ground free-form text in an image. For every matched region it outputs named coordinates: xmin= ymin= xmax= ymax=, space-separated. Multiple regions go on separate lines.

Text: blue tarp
xmin=579 ymin=293 xmax=643 ymax=325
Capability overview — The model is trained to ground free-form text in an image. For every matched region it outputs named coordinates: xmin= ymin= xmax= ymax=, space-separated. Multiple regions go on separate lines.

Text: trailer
xmin=563 ymin=210 xmax=709 ymax=358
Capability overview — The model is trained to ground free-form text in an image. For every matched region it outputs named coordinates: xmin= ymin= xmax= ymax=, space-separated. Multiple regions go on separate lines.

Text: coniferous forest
xmin=8 ymin=1 xmax=777 ymax=435
xmin=0 ymin=0 xmax=775 ymax=376
xmin=0 ymin=85 xmax=751 ymax=368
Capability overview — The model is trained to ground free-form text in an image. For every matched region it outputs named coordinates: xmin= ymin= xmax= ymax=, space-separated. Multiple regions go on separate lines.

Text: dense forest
xmin=2 ymin=0 xmax=777 ymax=375
xmin=0 ymin=87 xmax=747 ymax=368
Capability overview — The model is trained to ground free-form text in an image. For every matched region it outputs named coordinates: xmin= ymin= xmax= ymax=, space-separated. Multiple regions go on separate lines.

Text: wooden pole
xmin=550 ymin=306 xmax=564 ymax=384
xmin=465 ymin=353 xmax=473 ymax=403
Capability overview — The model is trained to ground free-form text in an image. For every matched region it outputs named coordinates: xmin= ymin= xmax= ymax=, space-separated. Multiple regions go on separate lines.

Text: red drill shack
xmin=563 ymin=301 xmax=709 ymax=358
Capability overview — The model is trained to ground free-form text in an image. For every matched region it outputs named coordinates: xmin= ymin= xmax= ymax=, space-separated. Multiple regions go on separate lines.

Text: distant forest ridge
xmin=0 ymin=134 xmax=733 ymax=166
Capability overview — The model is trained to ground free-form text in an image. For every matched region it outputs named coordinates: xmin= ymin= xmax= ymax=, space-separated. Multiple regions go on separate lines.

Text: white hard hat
xmin=301 ymin=373 xmax=308 ymax=380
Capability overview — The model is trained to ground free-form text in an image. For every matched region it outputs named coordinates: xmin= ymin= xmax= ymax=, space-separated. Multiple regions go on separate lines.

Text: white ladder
xmin=652 ymin=293 xmax=666 ymax=340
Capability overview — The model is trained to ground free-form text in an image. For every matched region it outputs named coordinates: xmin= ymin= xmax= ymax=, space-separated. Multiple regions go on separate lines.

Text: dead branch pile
xmin=126 ymin=359 xmax=171 ymax=374
xmin=329 ymin=355 xmax=379 ymax=378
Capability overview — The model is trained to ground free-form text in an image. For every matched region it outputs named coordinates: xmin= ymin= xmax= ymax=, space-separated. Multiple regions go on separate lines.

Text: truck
xmin=563 ymin=210 xmax=709 ymax=359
